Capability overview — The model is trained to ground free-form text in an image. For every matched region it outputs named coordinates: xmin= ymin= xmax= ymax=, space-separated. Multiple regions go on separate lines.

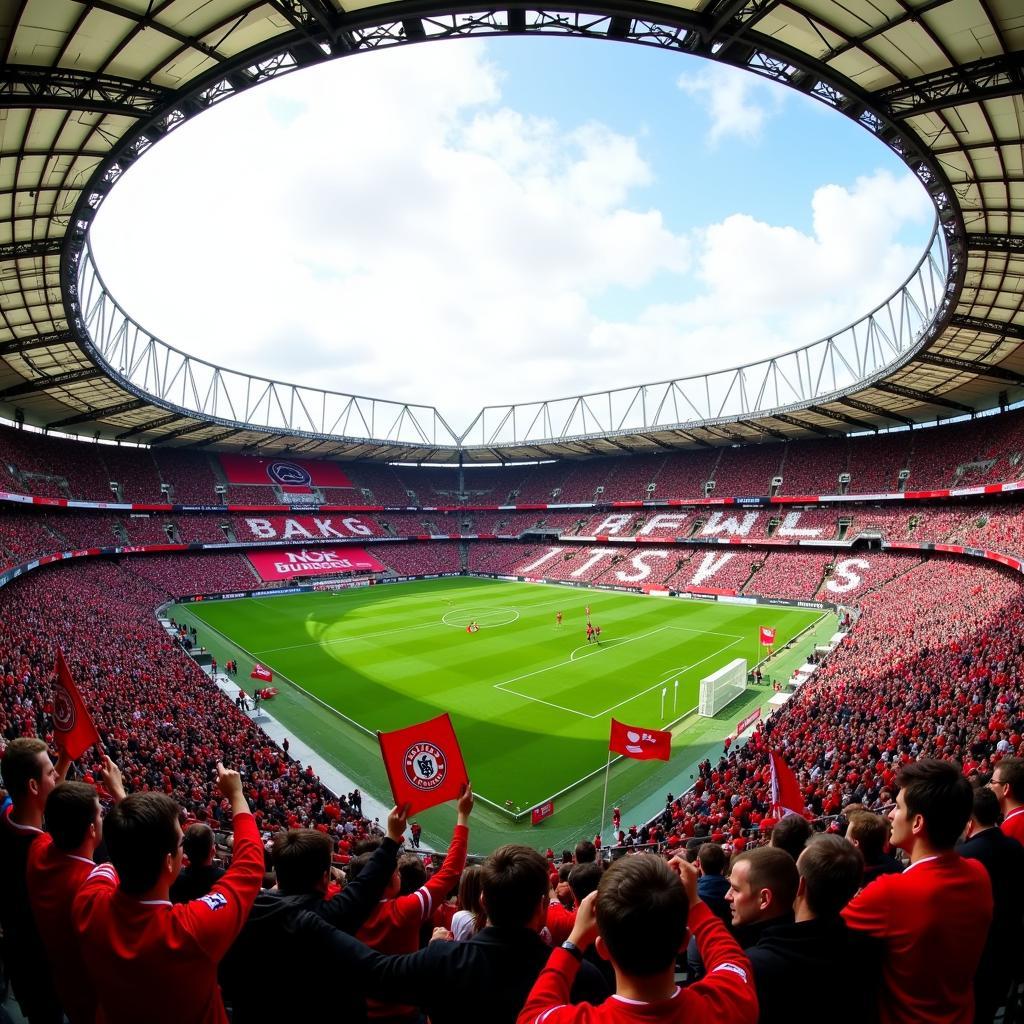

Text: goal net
xmin=699 ymin=658 xmax=748 ymax=717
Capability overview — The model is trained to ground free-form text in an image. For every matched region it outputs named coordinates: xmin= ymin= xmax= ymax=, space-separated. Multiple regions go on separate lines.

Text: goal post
xmin=698 ymin=658 xmax=748 ymax=717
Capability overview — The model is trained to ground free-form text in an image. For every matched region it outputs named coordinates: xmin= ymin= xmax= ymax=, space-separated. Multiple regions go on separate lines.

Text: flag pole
xmin=599 ymin=750 xmax=612 ymax=845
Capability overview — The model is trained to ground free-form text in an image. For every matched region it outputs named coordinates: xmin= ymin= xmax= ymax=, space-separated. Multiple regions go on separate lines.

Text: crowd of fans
xmin=0 ymin=506 xmax=1023 ymax=1019
xmin=5 ymin=409 xmax=1024 ymax=505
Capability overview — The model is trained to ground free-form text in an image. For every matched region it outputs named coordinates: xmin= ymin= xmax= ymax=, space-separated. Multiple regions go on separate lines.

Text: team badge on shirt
xmin=403 ymin=742 xmax=448 ymax=792
xmin=199 ymin=892 xmax=228 ymax=911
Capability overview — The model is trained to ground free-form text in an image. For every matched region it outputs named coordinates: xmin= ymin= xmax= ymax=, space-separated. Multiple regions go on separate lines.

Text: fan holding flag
xmin=54 ymin=649 xmax=101 ymax=761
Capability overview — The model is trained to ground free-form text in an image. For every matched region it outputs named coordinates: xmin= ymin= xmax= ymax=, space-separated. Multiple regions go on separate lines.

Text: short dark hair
xmin=971 ymin=786 xmax=1001 ymax=828
xmin=897 ymin=759 xmax=972 ymax=850
xmin=1 ymin=738 xmax=48 ymax=801
xmin=183 ymin=823 xmax=215 ymax=865
xmin=731 ymin=847 xmax=799 ymax=911
xmin=105 ymin=793 xmax=181 ymax=895
xmin=770 ymin=814 xmax=812 ymax=860
xmin=845 ymin=811 xmax=889 ymax=861
xmin=480 ymin=845 xmax=548 ymax=928
xmin=596 ymin=855 xmax=688 ymax=976
xmin=993 ymin=757 xmax=1024 ymax=802
xmin=271 ymin=829 xmax=332 ymax=895
xmin=568 ymin=861 xmax=602 ymax=903
xmin=697 ymin=842 xmax=727 ymax=876
xmin=398 ymin=853 xmax=428 ymax=896
xmin=574 ymin=839 xmax=597 ymax=864
xmin=46 ymin=782 xmax=99 ymax=851
xmin=798 ymin=835 xmax=863 ymax=918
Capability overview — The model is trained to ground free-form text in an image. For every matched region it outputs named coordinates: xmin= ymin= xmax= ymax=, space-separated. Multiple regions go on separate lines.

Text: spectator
xmin=170 ymin=823 xmax=225 ymax=904
xmin=0 ymin=736 xmax=69 ymax=1024
xmin=843 ymin=759 xmax=993 ymax=1024
xmin=769 ymin=813 xmax=811 ymax=861
xmin=323 ymin=844 xmax=609 ymax=1023
xmin=685 ymin=842 xmax=731 ymax=982
xmin=568 ymin=862 xmax=614 ymax=992
xmin=845 ymin=810 xmax=903 ymax=888
xmin=355 ymin=785 xmax=473 ymax=1021
xmin=988 ymin=756 xmax=1024 ymax=843
xmin=726 ymin=847 xmax=798 ymax=947
xmin=517 ymin=854 xmax=757 ymax=1024
xmin=451 ymin=863 xmax=486 ymax=941
xmin=957 ymin=786 xmax=1024 ymax=1024
xmin=26 ymin=758 xmax=126 ymax=1024
xmin=745 ymin=835 xmax=880 ymax=1023
xmin=73 ymin=762 xmax=264 ymax=1024
xmin=221 ymin=805 xmax=408 ymax=1023
xmin=574 ymin=839 xmax=597 ymax=864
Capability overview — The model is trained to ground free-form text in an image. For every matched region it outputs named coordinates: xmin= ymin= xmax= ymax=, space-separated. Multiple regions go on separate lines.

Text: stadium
xmin=1 ymin=1 xmax=1023 ymax=1022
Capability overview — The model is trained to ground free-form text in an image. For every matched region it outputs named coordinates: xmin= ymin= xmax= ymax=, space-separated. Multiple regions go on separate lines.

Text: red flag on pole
xmin=378 ymin=713 xmax=469 ymax=814
xmin=250 ymin=663 xmax=273 ymax=682
xmin=608 ymin=719 xmax=671 ymax=761
xmin=769 ymin=750 xmax=805 ymax=818
xmin=759 ymin=626 xmax=777 ymax=646
xmin=53 ymin=650 xmax=100 ymax=760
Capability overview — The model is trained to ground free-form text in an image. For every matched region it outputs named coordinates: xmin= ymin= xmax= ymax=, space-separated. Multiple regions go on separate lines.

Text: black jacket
xmin=170 ymin=862 xmax=226 ymax=904
xmin=315 ymin=920 xmax=610 ymax=1024
xmin=220 ymin=835 xmax=401 ymax=1023
xmin=957 ymin=826 xmax=1024 ymax=1020
xmin=745 ymin=916 xmax=881 ymax=1024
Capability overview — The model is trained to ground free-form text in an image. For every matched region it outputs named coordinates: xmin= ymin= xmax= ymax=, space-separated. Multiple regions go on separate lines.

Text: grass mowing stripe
xmin=180 ymin=579 xmax=824 ymax=813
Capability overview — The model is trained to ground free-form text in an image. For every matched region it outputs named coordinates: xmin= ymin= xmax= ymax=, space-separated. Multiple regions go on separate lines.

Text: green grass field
xmin=174 ymin=578 xmax=827 ymax=838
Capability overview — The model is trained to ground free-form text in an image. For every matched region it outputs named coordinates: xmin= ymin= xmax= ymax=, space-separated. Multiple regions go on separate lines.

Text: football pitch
xmin=174 ymin=577 xmax=829 ymax=842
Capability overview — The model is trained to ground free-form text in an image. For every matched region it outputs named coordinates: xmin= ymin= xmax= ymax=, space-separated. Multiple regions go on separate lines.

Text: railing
xmin=73 ymin=218 xmax=946 ymax=449
xmin=460 ymin=220 xmax=949 ymax=445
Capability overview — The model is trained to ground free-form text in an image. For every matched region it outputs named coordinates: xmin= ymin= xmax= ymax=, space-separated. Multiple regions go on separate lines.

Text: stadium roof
xmin=0 ymin=0 xmax=1022 ymax=463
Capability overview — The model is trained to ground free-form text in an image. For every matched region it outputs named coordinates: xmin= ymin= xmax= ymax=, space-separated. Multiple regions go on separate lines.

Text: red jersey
xmin=842 ymin=852 xmax=993 ymax=1024
xmin=1000 ymin=806 xmax=1024 ymax=843
xmin=26 ymin=833 xmax=97 ymax=1024
xmin=73 ymin=811 xmax=264 ymax=1024
xmin=546 ymin=897 xmax=576 ymax=944
xmin=358 ymin=822 xmax=469 ymax=1018
xmin=517 ymin=902 xmax=757 ymax=1024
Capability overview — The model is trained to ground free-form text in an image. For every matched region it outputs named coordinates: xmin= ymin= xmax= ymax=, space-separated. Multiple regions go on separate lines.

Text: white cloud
xmin=677 ymin=62 xmax=785 ymax=146
xmin=91 ymin=42 xmax=932 ymax=435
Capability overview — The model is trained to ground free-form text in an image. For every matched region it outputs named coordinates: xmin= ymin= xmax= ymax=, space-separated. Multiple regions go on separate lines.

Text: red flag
xmin=759 ymin=626 xmax=777 ymax=645
xmin=378 ymin=713 xmax=469 ymax=814
xmin=531 ymin=799 xmax=555 ymax=825
xmin=608 ymin=719 xmax=671 ymax=761
xmin=53 ymin=650 xmax=100 ymax=760
xmin=769 ymin=750 xmax=805 ymax=818
xmin=250 ymin=664 xmax=273 ymax=682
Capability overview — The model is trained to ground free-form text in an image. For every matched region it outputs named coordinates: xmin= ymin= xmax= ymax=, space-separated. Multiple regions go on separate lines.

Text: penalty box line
xmin=493 ymin=627 xmax=744 ymax=720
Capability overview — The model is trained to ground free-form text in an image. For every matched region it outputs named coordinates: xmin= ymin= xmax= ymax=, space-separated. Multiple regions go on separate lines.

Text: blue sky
xmin=91 ymin=36 xmax=933 ymax=429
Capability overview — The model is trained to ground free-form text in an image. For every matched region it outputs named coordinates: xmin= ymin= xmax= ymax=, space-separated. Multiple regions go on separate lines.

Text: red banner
xmin=378 ymin=713 xmax=469 ymax=814
xmin=53 ymin=650 xmax=100 ymax=760
xmin=736 ymin=707 xmax=762 ymax=737
xmin=237 ymin=515 xmax=382 ymax=541
xmin=250 ymin=664 xmax=273 ymax=682
xmin=608 ymin=719 xmax=671 ymax=761
xmin=531 ymin=799 xmax=555 ymax=825
xmin=246 ymin=547 xmax=386 ymax=581
xmin=219 ymin=454 xmax=353 ymax=492
xmin=759 ymin=626 xmax=777 ymax=645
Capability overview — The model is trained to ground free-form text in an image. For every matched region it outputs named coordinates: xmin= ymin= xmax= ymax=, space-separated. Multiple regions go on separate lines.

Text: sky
xmin=90 ymin=37 xmax=935 ymax=435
